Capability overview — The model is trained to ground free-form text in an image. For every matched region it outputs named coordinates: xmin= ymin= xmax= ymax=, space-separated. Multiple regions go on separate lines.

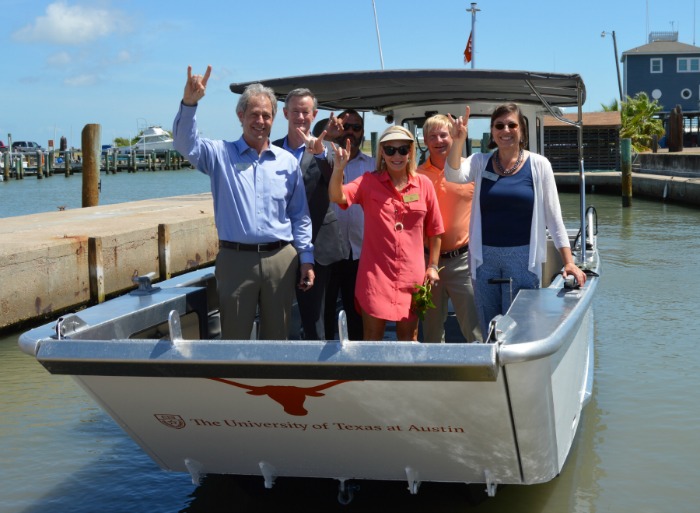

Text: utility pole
xmin=602 ymin=31 xmax=623 ymax=103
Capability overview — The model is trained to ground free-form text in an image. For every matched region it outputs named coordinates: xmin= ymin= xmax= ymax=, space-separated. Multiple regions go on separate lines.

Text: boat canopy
xmin=229 ymin=69 xmax=586 ymax=114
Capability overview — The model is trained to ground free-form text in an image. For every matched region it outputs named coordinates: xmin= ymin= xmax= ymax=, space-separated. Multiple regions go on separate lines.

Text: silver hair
xmin=284 ymin=88 xmax=318 ymax=110
xmin=236 ymin=83 xmax=278 ymax=118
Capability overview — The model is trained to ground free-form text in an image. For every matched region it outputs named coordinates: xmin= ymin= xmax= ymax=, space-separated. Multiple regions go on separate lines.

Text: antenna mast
xmin=371 ymin=0 xmax=385 ymax=70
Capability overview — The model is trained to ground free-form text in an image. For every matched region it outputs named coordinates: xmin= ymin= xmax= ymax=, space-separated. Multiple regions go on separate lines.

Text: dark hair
xmin=338 ymin=109 xmax=364 ymax=128
xmin=487 ymin=103 xmax=528 ymax=150
xmin=312 ymin=118 xmax=328 ymax=137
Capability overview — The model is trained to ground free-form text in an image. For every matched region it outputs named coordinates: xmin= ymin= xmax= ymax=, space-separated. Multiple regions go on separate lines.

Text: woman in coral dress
xmin=329 ymin=125 xmax=444 ymax=341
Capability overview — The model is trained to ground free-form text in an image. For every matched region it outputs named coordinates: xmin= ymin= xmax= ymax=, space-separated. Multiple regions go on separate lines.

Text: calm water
xmin=1 ymin=176 xmax=700 ymax=512
xmin=0 ymin=168 xmax=211 ymax=218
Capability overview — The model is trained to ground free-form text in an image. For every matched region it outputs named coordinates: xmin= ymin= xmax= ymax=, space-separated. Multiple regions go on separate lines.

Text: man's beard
xmin=338 ymin=132 xmax=362 ymax=150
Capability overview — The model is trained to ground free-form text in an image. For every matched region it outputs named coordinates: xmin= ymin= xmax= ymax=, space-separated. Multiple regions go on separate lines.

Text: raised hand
xmin=447 ymin=106 xmax=470 ymax=141
xmin=296 ymin=126 xmax=327 ymax=154
xmin=325 ymin=112 xmax=346 ymax=141
xmin=330 ymin=138 xmax=352 ymax=170
xmin=183 ymin=65 xmax=212 ymax=106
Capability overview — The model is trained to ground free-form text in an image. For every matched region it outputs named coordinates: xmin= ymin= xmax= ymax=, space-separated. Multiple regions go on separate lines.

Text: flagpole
xmin=468 ymin=2 xmax=480 ymax=69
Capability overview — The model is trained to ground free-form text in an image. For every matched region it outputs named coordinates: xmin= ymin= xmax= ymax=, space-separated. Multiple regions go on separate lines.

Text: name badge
xmin=403 ymin=193 xmax=419 ymax=203
xmin=482 ymin=170 xmax=500 ymax=182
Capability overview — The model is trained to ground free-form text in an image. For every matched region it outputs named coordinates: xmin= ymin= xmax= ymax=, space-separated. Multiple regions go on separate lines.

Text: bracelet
xmin=428 ymin=264 xmax=439 ymax=271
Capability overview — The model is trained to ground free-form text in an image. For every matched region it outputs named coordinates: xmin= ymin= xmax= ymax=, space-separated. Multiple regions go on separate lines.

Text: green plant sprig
xmin=411 ymin=266 xmax=443 ymax=321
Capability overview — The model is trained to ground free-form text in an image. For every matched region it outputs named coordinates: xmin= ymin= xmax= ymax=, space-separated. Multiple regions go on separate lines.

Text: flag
xmin=463 ymin=31 xmax=473 ymax=63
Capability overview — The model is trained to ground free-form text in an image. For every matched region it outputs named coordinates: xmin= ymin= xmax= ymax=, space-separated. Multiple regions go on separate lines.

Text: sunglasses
xmin=383 ymin=145 xmax=411 ymax=156
xmin=343 ymin=123 xmax=363 ymax=132
xmin=493 ymin=122 xmax=519 ymax=130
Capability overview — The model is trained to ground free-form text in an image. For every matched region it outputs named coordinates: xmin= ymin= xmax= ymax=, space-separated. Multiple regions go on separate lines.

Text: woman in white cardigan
xmin=444 ymin=103 xmax=586 ymax=338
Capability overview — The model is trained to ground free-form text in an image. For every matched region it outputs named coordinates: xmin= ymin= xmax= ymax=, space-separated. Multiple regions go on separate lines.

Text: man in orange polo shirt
xmin=417 ymin=114 xmax=481 ymax=342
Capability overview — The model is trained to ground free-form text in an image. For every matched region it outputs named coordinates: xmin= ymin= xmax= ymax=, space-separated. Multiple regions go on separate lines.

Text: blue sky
xmin=1 ymin=0 xmax=696 ymax=147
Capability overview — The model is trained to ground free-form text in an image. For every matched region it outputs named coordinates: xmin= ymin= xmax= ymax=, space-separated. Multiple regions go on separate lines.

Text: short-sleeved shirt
xmin=341 ymin=171 xmax=444 ymax=321
xmin=417 ymin=157 xmax=474 ymax=252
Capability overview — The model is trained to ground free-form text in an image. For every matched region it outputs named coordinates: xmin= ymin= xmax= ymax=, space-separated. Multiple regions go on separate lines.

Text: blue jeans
xmin=474 ymin=245 xmax=539 ymax=337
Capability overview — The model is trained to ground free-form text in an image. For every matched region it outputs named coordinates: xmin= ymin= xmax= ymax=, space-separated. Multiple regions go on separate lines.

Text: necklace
xmin=494 ymin=149 xmax=524 ymax=175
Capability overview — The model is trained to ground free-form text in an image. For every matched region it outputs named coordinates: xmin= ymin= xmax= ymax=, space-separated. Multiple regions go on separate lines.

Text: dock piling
xmin=621 ymin=138 xmax=632 ymax=207
xmin=82 ymin=124 xmax=101 ymax=207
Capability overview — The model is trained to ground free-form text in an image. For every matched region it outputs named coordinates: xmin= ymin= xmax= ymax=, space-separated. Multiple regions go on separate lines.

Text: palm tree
xmin=619 ymin=92 xmax=665 ymax=152
xmin=600 ymin=99 xmax=620 ymax=111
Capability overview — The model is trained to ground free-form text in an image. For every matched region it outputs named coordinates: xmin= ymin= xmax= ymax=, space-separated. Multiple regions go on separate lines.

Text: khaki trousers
xmin=215 ymin=244 xmax=298 ymax=340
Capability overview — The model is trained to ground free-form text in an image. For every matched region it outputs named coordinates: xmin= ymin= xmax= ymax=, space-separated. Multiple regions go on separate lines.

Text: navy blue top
xmin=480 ymin=156 xmax=534 ymax=247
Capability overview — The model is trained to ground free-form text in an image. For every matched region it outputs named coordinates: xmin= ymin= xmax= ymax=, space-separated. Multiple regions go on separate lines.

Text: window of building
xmin=677 ymin=57 xmax=700 ymax=72
xmin=651 ymin=58 xmax=663 ymax=73
xmin=681 ymin=88 xmax=692 ymax=99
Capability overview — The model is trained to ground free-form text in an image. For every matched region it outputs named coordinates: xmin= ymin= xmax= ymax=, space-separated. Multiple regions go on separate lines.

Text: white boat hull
xmin=20 ymin=239 xmax=597 ymax=494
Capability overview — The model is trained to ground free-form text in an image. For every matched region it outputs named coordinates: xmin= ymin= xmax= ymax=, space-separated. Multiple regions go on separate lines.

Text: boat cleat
xmin=130 ymin=272 xmax=160 ymax=296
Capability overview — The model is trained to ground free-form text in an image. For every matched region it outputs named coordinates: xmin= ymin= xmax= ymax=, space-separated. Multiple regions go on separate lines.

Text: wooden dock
xmin=0 ymin=193 xmax=217 ymax=333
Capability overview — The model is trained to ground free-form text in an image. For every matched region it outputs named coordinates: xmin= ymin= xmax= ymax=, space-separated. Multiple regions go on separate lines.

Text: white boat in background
xmin=132 ymin=126 xmax=174 ymax=153
xmin=19 ymin=69 xmax=600 ymax=504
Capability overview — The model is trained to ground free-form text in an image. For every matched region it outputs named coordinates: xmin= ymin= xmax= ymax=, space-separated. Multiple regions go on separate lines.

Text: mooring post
xmin=47 ymin=150 xmax=54 ymax=176
xmin=621 ymin=137 xmax=632 ymax=207
xmin=3 ymin=152 xmax=9 ymax=181
xmin=64 ymin=150 xmax=71 ymax=177
xmin=481 ymin=132 xmax=489 ymax=153
xmin=36 ymin=150 xmax=44 ymax=179
xmin=82 ymin=124 xmax=101 ymax=207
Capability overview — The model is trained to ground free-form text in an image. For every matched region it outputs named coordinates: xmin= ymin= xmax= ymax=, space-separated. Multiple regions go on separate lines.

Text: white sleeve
xmin=444 ymin=155 xmax=476 ymax=184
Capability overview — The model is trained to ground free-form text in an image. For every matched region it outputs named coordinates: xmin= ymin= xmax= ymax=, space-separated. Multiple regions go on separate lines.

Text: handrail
xmin=525 ymin=78 xmax=587 ymax=261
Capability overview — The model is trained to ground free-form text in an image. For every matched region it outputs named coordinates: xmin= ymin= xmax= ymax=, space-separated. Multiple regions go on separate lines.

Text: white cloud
xmin=48 ymin=51 xmax=72 ymax=66
xmin=13 ymin=1 xmax=131 ymax=45
xmin=64 ymin=73 xmax=99 ymax=86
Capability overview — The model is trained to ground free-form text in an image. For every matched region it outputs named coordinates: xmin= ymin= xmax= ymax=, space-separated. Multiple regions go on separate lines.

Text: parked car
xmin=12 ymin=141 xmax=44 ymax=152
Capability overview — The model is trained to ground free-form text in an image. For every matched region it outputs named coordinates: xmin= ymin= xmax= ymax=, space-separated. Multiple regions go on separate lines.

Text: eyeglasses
xmin=493 ymin=122 xmax=519 ymax=131
xmin=343 ymin=123 xmax=363 ymax=132
xmin=383 ymin=145 xmax=411 ymax=156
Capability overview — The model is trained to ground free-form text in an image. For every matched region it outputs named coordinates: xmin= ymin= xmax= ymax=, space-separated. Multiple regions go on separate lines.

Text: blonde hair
xmin=422 ymin=114 xmax=451 ymax=139
xmin=377 ymin=125 xmax=417 ymax=176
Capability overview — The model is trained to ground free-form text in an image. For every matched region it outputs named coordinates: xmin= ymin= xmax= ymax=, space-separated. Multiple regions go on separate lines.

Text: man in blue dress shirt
xmin=173 ymin=65 xmax=314 ymax=340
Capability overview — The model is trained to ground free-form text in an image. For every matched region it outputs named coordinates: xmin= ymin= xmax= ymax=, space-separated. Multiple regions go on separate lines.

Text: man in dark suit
xmin=273 ymin=89 xmax=347 ymax=340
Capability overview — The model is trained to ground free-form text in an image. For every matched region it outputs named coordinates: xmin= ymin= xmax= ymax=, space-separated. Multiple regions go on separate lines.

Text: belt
xmin=219 ymin=240 xmax=290 ymax=252
xmin=425 ymin=244 xmax=469 ymax=259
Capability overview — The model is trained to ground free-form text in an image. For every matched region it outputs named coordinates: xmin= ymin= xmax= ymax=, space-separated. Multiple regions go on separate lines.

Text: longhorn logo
xmin=210 ymin=378 xmax=352 ymax=416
